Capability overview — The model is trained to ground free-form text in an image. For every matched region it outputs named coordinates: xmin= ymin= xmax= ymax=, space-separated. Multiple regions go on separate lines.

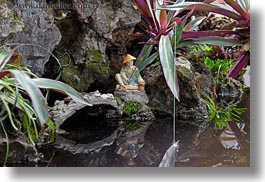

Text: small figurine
xmin=115 ymin=54 xmax=145 ymax=91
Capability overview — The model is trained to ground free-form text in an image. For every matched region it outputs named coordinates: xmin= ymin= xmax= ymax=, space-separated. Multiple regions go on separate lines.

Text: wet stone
xmin=114 ymin=90 xmax=149 ymax=105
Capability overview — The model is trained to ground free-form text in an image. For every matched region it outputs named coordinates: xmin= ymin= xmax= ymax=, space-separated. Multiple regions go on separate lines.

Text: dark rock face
xmin=1 ymin=0 xmax=140 ymax=90
xmin=0 ymin=136 xmax=39 ymax=167
xmin=143 ymin=57 xmax=215 ymax=123
xmin=73 ymin=0 xmax=140 ymax=46
xmin=1 ymin=0 xmax=62 ymax=76
xmin=52 ymin=0 xmax=141 ymax=92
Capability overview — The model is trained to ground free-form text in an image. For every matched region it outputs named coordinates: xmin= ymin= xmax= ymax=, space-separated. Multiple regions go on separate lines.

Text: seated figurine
xmin=115 ymin=54 xmax=145 ymax=91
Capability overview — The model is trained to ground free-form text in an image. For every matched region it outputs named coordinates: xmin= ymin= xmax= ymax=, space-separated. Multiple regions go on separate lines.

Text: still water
xmin=42 ymin=91 xmax=249 ymax=167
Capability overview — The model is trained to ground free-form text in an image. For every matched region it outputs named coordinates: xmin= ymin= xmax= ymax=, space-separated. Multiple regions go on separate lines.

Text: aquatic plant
xmin=206 ymin=97 xmax=246 ymax=129
xmin=132 ymin=0 xmax=243 ymax=100
xmin=0 ymin=45 xmax=91 ymax=166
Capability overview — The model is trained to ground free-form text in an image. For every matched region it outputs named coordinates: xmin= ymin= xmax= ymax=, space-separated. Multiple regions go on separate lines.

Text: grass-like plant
xmin=206 ymin=96 xmax=246 ymax=129
xmin=203 ymin=57 xmax=236 ymax=84
xmin=0 ymin=45 xmax=91 ymax=166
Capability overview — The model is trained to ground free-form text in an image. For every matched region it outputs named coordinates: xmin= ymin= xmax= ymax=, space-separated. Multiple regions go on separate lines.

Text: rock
xmin=114 ymin=90 xmax=155 ymax=121
xmin=143 ymin=57 xmax=215 ymax=123
xmin=114 ymin=90 xmax=149 ymax=105
xmin=49 ymin=0 xmax=141 ymax=91
xmin=216 ymin=76 xmax=243 ymax=106
xmin=60 ymin=43 xmax=109 ymax=91
xmin=0 ymin=3 xmax=24 ymax=39
xmin=0 ymin=136 xmax=39 ymax=166
xmin=2 ymin=0 xmax=61 ymax=76
xmin=74 ymin=0 xmax=141 ymax=46
xmin=50 ymin=90 xmax=121 ymax=129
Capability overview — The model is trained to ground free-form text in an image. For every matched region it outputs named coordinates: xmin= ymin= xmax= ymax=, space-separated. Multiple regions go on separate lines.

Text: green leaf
xmin=139 ymin=52 xmax=158 ymax=71
xmin=182 ymin=3 xmax=242 ymax=21
xmin=224 ymin=0 xmax=248 ymax=20
xmin=135 ymin=40 xmax=154 ymax=67
xmin=0 ymin=52 xmax=8 ymax=65
xmin=32 ymin=78 xmax=92 ymax=106
xmin=172 ymin=22 xmax=185 ymax=47
xmin=0 ymin=96 xmax=18 ymax=131
xmin=236 ymin=0 xmax=247 ymax=12
xmin=183 ymin=16 xmax=206 ymax=31
xmin=157 ymin=2 xmax=195 ymax=11
xmin=155 ymin=0 xmax=162 ymax=27
xmin=146 ymin=0 xmax=158 ymax=31
xmin=8 ymin=70 xmax=49 ymax=126
xmin=0 ymin=51 xmax=12 ymax=71
xmin=178 ymin=37 xmax=241 ymax=48
xmin=48 ymin=119 xmax=56 ymax=133
xmin=159 ymin=35 xmax=180 ymax=101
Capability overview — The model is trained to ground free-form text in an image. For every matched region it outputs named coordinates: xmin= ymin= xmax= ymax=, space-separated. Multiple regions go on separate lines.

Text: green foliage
xmin=203 ymin=57 xmax=235 ymax=84
xmin=188 ymin=45 xmax=213 ymax=53
xmin=61 ymin=50 xmax=109 ymax=92
xmin=132 ymin=0 xmax=243 ymax=100
xmin=123 ymin=102 xmax=141 ymax=116
xmin=48 ymin=119 xmax=57 ymax=143
xmin=123 ymin=120 xmax=141 ymax=131
xmin=204 ymin=57 xmax=235 ymax=74
xmin=0 ymin=45 xmax=91 ymax=166
xmin=159 ymin=34 xmax=180 ymax=101
xmin=206 ymin=97 xmax=246 ymax=129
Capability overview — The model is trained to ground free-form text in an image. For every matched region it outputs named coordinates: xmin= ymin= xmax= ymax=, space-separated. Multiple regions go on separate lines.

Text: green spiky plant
xmin=0 ymin=45 xmax=91 ymax=166
xmin=206 ymin=96 xmax=246 ymax=129
xmin=203 ymin=57 xmax=236 ymax=84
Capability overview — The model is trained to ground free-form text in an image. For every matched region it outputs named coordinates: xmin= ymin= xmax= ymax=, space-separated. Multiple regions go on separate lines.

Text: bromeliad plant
xmin=132 ymin=0 xmax=244 ymax=101
xmin=0 ymin=45 xmax=91 ymax=166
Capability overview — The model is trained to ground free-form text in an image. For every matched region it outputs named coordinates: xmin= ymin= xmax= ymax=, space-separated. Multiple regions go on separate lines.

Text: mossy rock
xmin=123 ymin=120 xmax=141 ymax=131
xmin=61 ymin=50 xmax=109 ymax=92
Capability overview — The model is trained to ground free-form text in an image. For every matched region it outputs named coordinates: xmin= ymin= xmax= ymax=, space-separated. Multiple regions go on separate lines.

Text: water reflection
xmin=43 ymin=91 xmax=249 ymax=167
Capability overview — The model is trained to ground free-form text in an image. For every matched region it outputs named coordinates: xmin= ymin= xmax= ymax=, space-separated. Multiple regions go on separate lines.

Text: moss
xmin=87 ymin=50 xmax=104 ymax=63
xmin=123 ymin=101 xmax=141 ymax=116
xmin=85 ymin=49 xmax=109 ymax=80
xmin=61 ymin=50 xmax=109 ymax=92
xmin=123 ymin=120 xmax=141 ymax=131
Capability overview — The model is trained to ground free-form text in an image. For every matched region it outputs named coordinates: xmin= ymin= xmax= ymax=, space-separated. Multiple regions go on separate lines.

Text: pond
xmin=38 ymin=91 xmax=249 ymax=167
